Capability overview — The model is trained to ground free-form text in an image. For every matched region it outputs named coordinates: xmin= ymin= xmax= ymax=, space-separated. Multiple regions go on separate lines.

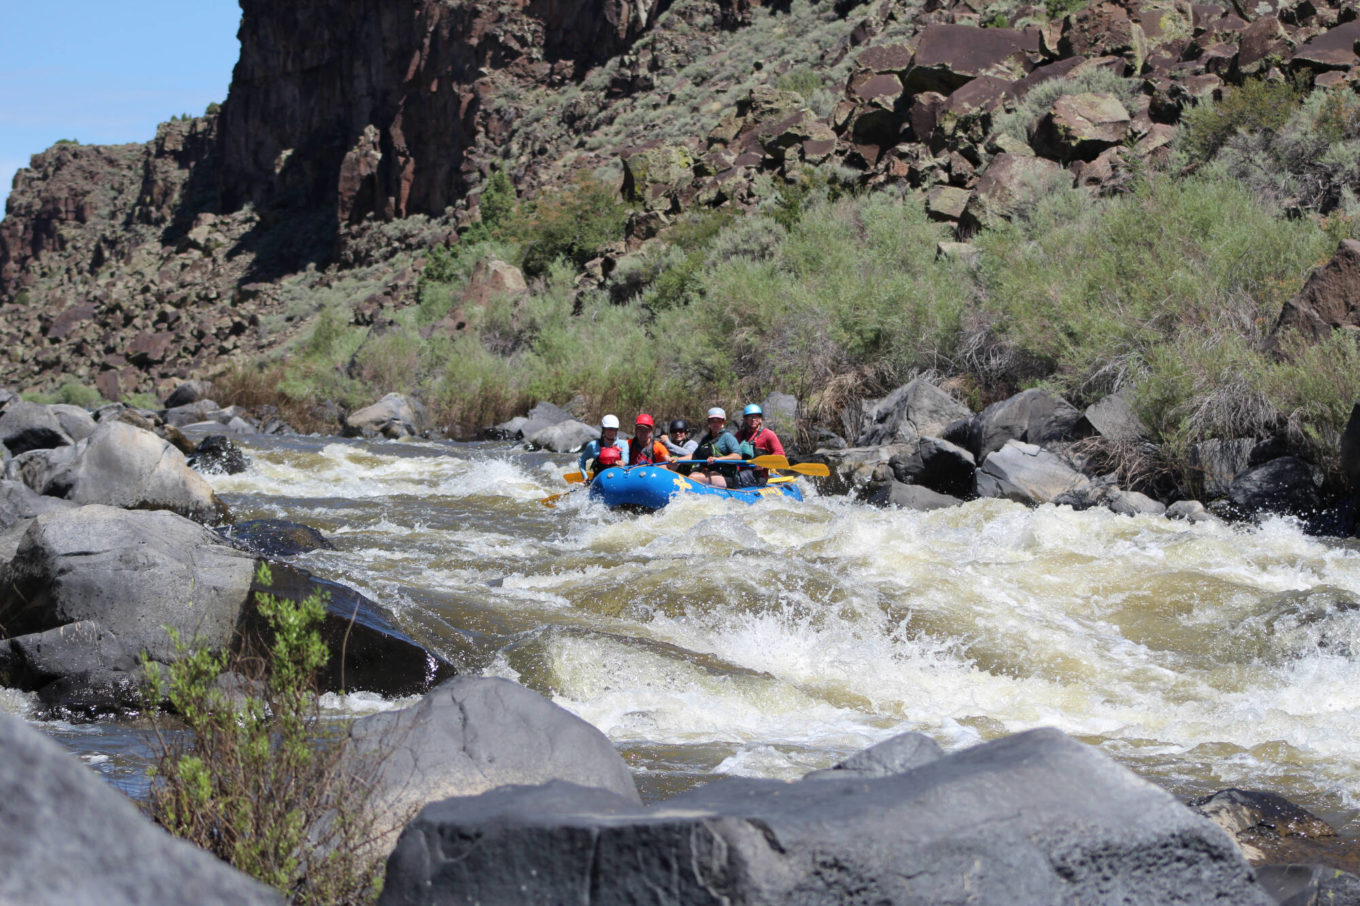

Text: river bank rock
xmin=0 ymin=505 xmax=259 ymax=715
xmin=977 ymin=439 xmax=1090 ymax=504
xmin=0 ymin=398 xmax=74 ymax=455
xmin=379 ymin=727 xmax=1273 ymax=905
xmin=0 ymin=710 xmax=282 ymax=906
xmin=4 ymin=420 xmax=227 ymax=524
xmin=343 ymin=393 xmax=429 ymax=440
xmin=345 ymin=676 xmax=639 ymax=857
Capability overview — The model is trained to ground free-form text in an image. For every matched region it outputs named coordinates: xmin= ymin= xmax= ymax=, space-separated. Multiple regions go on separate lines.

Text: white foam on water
xmin=211 ymin=442 xmax=552 ymax=501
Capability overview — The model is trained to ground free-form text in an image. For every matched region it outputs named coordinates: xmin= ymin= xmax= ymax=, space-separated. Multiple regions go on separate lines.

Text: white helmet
xmin=601 ymin=414 xmax=620 ymax=429
xmin=706 ymin=407 xmax=726 ymax=420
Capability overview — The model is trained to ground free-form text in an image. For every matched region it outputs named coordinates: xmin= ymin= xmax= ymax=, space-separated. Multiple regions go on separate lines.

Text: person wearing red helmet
xmin=627 ymin=413 xmax=671 ymax=467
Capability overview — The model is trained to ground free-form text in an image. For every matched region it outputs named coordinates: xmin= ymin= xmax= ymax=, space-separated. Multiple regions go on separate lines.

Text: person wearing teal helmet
xmin=732 ymin=403 xmax=785 ymax=488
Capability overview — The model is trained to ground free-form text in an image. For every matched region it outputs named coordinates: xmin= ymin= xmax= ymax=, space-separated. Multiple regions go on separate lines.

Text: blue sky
xmin=0 ymin=1 xmax=241 ymax=215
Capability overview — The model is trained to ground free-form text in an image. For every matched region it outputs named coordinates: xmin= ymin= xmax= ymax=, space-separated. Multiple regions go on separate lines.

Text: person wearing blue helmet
xmin=732 ymin=402 xmax=785 ymax=488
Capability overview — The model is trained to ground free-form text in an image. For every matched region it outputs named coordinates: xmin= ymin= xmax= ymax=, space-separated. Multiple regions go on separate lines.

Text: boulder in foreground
xmin=379 ymin=727 xmax=1272 ymax=905
xmin=346 ymin=676 xmax=639 ymax=857
xmin=0 ymin=710 xmax=281 ymax=906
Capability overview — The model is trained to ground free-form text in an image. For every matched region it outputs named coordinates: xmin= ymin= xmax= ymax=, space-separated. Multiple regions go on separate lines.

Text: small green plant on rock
xmin=143 ymin=563 xmax=386 ymax=905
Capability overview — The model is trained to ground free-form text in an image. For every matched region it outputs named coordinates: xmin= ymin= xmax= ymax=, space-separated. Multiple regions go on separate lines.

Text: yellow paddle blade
xmin=563 ymin=472 xmax=586 ymax=484
xmin=539 ymin=493 xmax=568 ymax=507
xmin=748 ymin=454 xmax=830 ymax=478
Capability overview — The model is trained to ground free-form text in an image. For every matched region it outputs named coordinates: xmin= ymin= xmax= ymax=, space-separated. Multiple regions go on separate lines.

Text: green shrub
xmin=516 ymin=175 xmax=629 ymax=277
xmin=144 ymin=563 xmax=386 ymax=904
xmin=1181 ymin=76 xmax=1302 ymax=166
xmin=776 ymin=67 xmax=823 ymax=100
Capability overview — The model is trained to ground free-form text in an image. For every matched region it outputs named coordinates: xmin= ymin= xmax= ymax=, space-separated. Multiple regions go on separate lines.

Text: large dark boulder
xmin=245 ymin=563 xmax=456 ymax=700
xmin=965 ymin=389 xmax=1085 ymax=461
xmin=0 ymin=505 xmax=259 ymax=715
xmin=0 ymin=711 xmax=282 ymax=905
xmin=185 ymin=434 xmax=250 ymax=475
xmin=346 ymin=676 xmax=638 ymax=857
xmin=1228 ymin=456 xmax=1322 ymax=518
xmin=1271 ymin=239 xmax=1360 ymax=347
xmin=379 ymin=728 xmax=1273 ymax=906
xmin=889 ymin=436 xmax=976 ymax=499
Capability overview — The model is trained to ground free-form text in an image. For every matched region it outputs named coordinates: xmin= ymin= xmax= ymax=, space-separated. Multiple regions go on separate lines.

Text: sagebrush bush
xmin=1180 ymin=76 xmax=1302 ymax=166
xmin=144 ymin=563 xmax=387 ymax=905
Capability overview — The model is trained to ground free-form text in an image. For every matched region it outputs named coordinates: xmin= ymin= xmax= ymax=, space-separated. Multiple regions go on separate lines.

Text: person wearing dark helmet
xmin=627 ymin=413 xmax=671 ymax=466
xmin=659 ymin=418 xmax=698 ymax=466
xmin=733 ymin=402 xmax=785 ymax=487
xmin=579 ymin=414 xmax=630 ymax=482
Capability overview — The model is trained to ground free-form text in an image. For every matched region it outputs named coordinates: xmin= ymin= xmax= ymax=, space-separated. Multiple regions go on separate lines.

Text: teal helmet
xmin=743 ymin=403 xmax=762 ymax=417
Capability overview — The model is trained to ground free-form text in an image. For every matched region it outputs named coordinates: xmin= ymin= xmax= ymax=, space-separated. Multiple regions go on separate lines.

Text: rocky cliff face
xmin=217 ymin=0 xmax=669 ymax=223
xmin=2 ymin=0 xmax=1358 ymax=400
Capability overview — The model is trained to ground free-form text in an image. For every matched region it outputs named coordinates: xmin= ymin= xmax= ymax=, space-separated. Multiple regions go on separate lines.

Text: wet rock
xmin=380 ymin=728 xmax=1272 ymax=906
xmin=186 ymin=434 xmax=250 ymax=475
xmin=0 ymin=400 xmax=73 ymax=455
xmin=869 ymin=480 xmax=965 ymax=510
xmin=344 ymin=393 xmax=429 ymax=440
xmin=525 ymin=419 xmax=598 ymax=453
xmin=889 ymin=436 xmax=976 ymax=499
xmin=0 ymin=711 xmax=283 ymax=905
xmin=219 ymin=519 xmax=333 ymax=557
xmin=804 ymin=730 xmax=944 ymax=780
xmin=1167 ymin=499 xmax=1218 ymax=523
xmin=346 ymin=676 xmax=639 ymax=858
xmin=1254 ymin=863 xmax=1360 ymax=906
xmin=0 ymin=505 xmax=259 ymax=715
xmin=1193 ymin=788 xmax=1335 ymax=841
xmin=6 ymin=420 xmax=226 ymax=524
xmin=1228 ymin=456 xmax=1322 ymax=518
xmin=807 ymin=444 xmax=915 ymax=497
xmin=245 ymin=562 xmax=456 ymax=699
xmin=977 ymin=439 xmax=1090 ymax=505
xmin=1341 ymin=399 xmax=1360 ymax=493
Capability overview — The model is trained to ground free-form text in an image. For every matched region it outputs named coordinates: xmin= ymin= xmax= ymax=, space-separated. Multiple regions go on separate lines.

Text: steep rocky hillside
xmin=1 ymin=0 xmax=1357 ymax=400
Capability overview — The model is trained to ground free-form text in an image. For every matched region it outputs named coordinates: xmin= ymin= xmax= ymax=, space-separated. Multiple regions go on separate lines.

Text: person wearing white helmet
xmin=687 ymin=407 xmax=743 ymax=487
xmin=578 ymin=414 xmax=630 ymax=481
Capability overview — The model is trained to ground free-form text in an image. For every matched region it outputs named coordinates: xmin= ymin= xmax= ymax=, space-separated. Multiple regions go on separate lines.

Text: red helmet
xmin=599 ymin=446 xmax=622 ymax=466
xmin=635 ymin=413 xmax=654 ymax=428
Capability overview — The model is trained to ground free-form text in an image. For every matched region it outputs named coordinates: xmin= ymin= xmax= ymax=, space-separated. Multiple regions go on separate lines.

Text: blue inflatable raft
xmin=588 ymin=466 xmax=803 ymax=510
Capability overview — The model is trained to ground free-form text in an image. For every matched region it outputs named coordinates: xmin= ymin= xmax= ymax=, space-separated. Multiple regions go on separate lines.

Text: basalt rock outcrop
xmin=4 ymin=0 xmax=1360 ymax=412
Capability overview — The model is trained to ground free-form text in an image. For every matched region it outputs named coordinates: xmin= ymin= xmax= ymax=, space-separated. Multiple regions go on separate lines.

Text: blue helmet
xmin=743 ymin=403 xmax=762 ymax=417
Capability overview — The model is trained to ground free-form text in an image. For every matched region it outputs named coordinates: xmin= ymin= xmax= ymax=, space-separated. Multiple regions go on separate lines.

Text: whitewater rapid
xmin=18 ymin=432 xmax=1360 ymax=822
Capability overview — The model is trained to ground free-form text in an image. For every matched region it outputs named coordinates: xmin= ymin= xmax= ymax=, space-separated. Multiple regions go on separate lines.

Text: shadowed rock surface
xmin=0 ymin=711 xmax=282 ymax=905
xmin=379 ymin=727 xmax=1274 ymax=906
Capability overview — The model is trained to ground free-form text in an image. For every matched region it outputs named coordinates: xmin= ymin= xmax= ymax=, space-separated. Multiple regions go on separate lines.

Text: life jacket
xmin=628 ymin=438 xmax=667 ymax=466
xmin=736 ymin=426 xmax=780 ymax=459
xmin=687 ymin=430 xmax=739 ymax=475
